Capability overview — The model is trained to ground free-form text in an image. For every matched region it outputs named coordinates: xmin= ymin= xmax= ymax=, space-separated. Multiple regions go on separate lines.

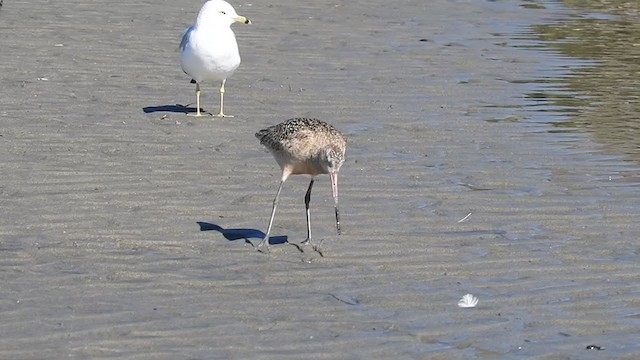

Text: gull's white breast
xmin=180 ymin=25 xmax=241 ymax=83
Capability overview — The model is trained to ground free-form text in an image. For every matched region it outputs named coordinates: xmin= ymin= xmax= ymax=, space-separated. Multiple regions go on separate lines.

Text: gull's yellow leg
xmin=188 ymin=83 xmax=207 ymax=117
xmin=216 ymin=79 xmax=234 ymax=118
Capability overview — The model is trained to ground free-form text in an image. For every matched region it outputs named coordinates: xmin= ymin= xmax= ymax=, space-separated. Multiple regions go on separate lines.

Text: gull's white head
xmin=197 ymin=0 xmax=251 ymax=27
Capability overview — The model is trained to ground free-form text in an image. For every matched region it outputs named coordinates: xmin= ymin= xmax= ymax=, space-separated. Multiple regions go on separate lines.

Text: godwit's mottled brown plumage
xmin=255 ymin=118 xmax=347 ymax=254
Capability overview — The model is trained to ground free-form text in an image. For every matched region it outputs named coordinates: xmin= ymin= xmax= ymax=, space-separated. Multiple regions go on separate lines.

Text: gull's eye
xmin=220 ymin=11 xmax=226 ymax=14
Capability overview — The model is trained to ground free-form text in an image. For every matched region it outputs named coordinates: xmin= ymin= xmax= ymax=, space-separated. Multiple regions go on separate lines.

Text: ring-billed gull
xmin=180 ymin=0 xmax=250 ymax=117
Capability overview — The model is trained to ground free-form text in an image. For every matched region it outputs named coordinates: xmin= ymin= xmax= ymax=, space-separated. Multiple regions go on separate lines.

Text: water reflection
xmin=526 ymin=1 xmax=640 ymax=163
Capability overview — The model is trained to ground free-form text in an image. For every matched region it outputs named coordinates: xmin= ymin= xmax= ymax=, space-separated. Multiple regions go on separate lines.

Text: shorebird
xmin=179 ymin=0 xmax=250 ymax=117
xmin=255 ymin=118 xmax=347 ymax=254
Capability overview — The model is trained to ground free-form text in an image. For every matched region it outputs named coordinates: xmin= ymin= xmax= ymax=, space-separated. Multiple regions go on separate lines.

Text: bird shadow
xmin=197 ymin=222 xmax=288 ymax=247
xmin=143 ymin=104 xmax=201 ymax=114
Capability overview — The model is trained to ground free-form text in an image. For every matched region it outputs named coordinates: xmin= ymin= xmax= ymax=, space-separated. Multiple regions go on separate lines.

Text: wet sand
xmin=1 ymin=0 xmax=639 ymax=358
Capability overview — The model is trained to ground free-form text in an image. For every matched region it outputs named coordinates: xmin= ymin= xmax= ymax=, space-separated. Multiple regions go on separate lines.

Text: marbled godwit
xmin=255 ymin=118 xmax=347 ymax=254
xmin=179 ymin=0 xmax=250 ymax=117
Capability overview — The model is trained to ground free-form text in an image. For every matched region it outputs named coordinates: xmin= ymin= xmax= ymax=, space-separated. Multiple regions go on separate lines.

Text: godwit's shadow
xmin=143 ymin=104 xmax=200 ymax=114
xmin=197 ymin=222 xmax=288 ymax=246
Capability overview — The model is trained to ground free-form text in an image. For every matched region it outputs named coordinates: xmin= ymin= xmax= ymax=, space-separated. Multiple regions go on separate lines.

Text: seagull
xmin=180 ymin=0 xmax=250 ymax=117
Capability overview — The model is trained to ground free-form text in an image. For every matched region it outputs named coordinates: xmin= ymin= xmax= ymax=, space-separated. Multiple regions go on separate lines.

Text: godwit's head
xmin=321 ymin=145 xmax=345 ymax=235
xmin=321 ymin=146 xmax=345 ymax=175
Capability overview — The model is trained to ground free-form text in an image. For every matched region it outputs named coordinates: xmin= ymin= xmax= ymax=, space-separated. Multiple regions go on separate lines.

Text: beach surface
xmin=1 ymin=0 xmax=639 ymax=358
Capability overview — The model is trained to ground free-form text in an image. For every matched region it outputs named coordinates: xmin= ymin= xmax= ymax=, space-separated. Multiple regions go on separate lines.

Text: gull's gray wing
xmin=179 ymin=25 xmax=195 ymax=51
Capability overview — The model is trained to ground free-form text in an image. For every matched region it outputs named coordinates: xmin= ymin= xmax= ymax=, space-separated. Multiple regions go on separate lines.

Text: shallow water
xmin=522 ymin=0 xmax=640 ymax=176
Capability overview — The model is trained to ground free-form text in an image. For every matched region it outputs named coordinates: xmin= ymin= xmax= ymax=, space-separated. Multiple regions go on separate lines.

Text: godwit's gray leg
xmin=300 ymin=178 xmax=323 ymax=256
xmin=257 ymin=179 xmax=285 ymax=253
xmin=304 ymin=178 xmax=314 ymax=242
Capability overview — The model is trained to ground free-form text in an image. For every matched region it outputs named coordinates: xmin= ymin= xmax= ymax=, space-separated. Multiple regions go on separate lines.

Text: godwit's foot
xmin=214 ymin=112 xmax=234 ymax=118
xmin=301 ymin=238 xmax=324 ymax=257
xmin=187 ymin=111 xmax=210 ymax=117
xmin=289 ymin=241 xmax=304 ymax=253
xmin=256 ymin=238 xmax=271 ymax=254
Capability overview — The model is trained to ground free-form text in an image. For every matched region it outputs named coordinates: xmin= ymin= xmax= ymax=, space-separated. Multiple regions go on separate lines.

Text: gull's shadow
xmin=197 ymin=222 xmax=288 ymax=246
xmin=143 ymin=104 xmax=201 ymax=114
